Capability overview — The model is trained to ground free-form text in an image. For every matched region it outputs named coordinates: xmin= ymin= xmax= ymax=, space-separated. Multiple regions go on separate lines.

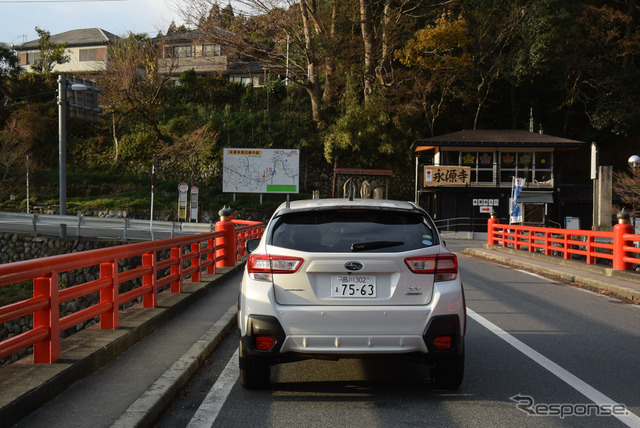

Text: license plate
xmin=331 ymin=275 xmax=376 ymax=298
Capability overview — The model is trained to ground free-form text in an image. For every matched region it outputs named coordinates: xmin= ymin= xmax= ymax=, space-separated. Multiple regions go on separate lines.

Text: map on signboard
xmin=223 ymin=148 xmax=300 ymax=194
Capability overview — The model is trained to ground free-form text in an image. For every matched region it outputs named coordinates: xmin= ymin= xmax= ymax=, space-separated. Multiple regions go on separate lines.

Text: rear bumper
xmin=240 ymin=312 xmax=464 ymax=362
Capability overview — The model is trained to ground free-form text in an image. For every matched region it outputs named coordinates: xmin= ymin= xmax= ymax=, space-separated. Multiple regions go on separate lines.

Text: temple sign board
xmin=423 ymin=166 xmax=471 ymax=187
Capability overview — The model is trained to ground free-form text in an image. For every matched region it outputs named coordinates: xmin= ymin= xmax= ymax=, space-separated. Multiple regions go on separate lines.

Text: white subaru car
xmin=238 ymin=198 xmax=466 ymax=389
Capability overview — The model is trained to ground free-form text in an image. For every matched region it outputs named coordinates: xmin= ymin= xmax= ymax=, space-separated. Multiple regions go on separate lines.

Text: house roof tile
xmin=17 ymin=28 xmax=119 ymax=49
xmin=415 ymin=129 xmax=586 ymax=149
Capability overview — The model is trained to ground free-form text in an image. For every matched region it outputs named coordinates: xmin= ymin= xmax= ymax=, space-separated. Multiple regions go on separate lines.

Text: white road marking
xmin=187 ymin=349 xmax=240 ymax=428
xmin=468 ymin=308 xmax=640 ymax=427
xmin=188 ymin=310 xmax=639 ymax=426
xmin=518 ymin=270 xmax=558 ymax=283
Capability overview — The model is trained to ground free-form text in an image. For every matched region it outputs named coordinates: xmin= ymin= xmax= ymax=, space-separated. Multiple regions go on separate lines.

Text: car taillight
xmin=247 ymin=254 xmax=303 ymax=275
xmin=404 ymin=254 xmax=458 ymax=281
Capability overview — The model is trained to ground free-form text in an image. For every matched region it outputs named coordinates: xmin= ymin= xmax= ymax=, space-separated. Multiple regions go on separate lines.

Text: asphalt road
xmin=156 ymin=240 xmax=640 ymax=428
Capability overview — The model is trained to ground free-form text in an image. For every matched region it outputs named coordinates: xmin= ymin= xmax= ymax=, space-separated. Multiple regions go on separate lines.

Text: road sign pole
xmin=150 ymin=154 xmax=156 ymax=240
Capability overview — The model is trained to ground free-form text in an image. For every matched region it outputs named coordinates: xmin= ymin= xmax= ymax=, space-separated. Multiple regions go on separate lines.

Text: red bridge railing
xmin=487 ymin=214 xmax=640 ymax=271
xmin=0 ymin=218 xmax=263 ymax=364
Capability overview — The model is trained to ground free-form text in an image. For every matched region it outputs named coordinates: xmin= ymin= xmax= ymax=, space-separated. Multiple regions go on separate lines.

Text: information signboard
xmin=223 ymin=148 xmax=300 ymax=194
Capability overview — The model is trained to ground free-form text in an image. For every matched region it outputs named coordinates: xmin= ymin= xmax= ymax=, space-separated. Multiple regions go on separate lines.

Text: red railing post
xmin=240 ymin=229 xmax=247 ymax=257
xmin=586 ymin=235 xmax=595 ymax=264
xmin=215 ymin=207 xmax=236 ymax=268
xmin=33 ymin=275 xmax=59 ymax=363
xmin=207 ymin=238 xmax=216 ymax=274
xmin=100 ymin=261 xmax=119 ymax=329
xmin=544 ymin=231 xmax=552 ymax=256
xmin=191 ymin=242 xmax=201 ymax=282
xmin=142 ymin=252 xmax=157 ymax=308
xmin=613 ymin=210 xmax=634 ymax=270
xmin=487 ymin=211 xmax=497 ymax=245
xmin=171 ymin=247 xmax=182 ymax=292
xmin=564 ymin=233 xmax=572 ymax=260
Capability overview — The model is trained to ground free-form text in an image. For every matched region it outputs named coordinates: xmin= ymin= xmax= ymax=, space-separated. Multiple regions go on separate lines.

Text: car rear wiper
xmin=351 ymin=241 xmax=404 ymax=252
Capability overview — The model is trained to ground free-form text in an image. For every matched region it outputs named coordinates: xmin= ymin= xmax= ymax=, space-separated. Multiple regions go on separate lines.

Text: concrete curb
xmin=464 ymin=246 xmax=640 ymax=301
xmin=111 ymin=305 xmax=237 ymax=428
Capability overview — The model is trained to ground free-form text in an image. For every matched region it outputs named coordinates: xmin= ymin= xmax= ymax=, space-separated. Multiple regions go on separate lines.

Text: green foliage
xmin=0 ymin=44 xmax=20 ymax=105
xmin=30 ymin=27 xmax=70 ymax=74
xmin=118 ymin=126 xmax=160 ymax=162
xmin=166 ymin=20 xmax=188 ymax=35
xmin=323 ymin=76 xmax=409 ymax=169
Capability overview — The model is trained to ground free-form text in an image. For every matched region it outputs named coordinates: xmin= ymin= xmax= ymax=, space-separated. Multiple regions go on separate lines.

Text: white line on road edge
xmin=111 ymin=305 xmax=237 ymax=428
xmin=518 ymin=270 xmax=558 ymax=283
xmin=468 ymin=308 xmax=640 ymax=427
xmin=187 ymin=348 xmax=240 ymax=428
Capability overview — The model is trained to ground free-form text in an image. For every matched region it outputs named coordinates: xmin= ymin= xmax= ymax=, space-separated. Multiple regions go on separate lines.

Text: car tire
xmin=239 ymin=339 xmax=271 ymax=389
xmin=430 ymin=351 xmax=464 ymax=389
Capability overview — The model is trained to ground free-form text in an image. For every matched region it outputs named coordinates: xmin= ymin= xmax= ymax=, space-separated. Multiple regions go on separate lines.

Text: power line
xmin=0 ymin=0 xmax=127 ymax=3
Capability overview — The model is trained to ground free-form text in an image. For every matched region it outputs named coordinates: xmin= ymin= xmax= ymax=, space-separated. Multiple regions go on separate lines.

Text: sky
xmin=0 ymin=0 xmax=187 ymax=45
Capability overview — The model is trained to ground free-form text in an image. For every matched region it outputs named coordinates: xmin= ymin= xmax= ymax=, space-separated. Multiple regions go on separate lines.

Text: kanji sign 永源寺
xmin=423 ymin=166 xmax=471 ymax=186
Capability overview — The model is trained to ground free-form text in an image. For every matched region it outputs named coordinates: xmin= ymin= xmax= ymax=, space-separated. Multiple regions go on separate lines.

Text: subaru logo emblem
xmin=344 ymin=261 xmax=364 ymax=271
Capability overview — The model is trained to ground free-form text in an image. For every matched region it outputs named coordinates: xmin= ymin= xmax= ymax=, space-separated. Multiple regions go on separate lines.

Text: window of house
xmin=533 ymin=152 xmax=553 ymax=183
xmin=441 ymin=150 xmax=495 ymax=184
xmin=203 ymin=44 xmax=221 ymax=56
xmin=26 ymin=51 xmax=41 ymax=65
xmin=500 ymin=152 xmax=521 ymax=183
xmin=172 ymin=45 xmax=193 ymax=58
xmin=79 ymin=48 xmax=97 ymax=62
xmin=499 ymin=151 xmax=553 ymax=185
xmin=439 ymin=150 xmax=459 ymax=166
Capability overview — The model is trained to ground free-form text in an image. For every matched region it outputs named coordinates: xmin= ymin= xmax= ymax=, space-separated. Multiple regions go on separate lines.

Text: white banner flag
xmin=510 ymin=177 xmax=526 ymax=224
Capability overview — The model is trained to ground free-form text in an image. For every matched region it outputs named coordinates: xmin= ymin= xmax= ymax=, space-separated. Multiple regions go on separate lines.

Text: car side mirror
xmin=246 ymin=238 xmax=261 ymax=254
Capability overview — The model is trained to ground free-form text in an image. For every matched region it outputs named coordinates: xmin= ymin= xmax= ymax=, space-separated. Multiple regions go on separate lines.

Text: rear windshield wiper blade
xmin=351 ymin=241 xmax=404 ymax=252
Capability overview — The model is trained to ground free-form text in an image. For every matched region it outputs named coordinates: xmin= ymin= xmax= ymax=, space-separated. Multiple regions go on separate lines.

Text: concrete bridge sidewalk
xmin=465 ymin=244 xmax=640 ymax=302
xmin=1 ymin=243 xmax=639 ymax=428
xmin=1 ymin=264 xmax=244 ymax=428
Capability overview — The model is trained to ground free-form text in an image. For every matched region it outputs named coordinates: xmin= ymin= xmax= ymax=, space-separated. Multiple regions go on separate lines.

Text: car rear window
xmin=269 ymin=209 xmax=438 ymax=252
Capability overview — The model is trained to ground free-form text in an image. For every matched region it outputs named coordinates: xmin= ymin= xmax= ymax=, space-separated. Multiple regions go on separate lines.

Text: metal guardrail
xmin=0 ymin=211 xmax=216 ymax=240
xmin=434 ymin=217 xmax=488 ymax=233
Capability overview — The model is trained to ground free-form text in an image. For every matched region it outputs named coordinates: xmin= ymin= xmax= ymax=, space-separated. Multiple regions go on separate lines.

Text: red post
xmin=191 ymin=242 xmax=201 ymax=282
xmin=170 ymin=247 xmax=182 ymax=292
xmin=207 ymin=238 xmax=216 ymax=274
xmin=142 ymin=252 xmax=157 ymax=308
xmin=487 ymin=211 xmax=497 ymax=245
xmin=613 ymin=210 xmax=634 ymax=270
xmin=33 ymin=275 xmax=59 ymax=363
xmin=215 ymin=206 xmax=236 ymax=267
xmin=100 ymin=261 xmax=119 ymax=329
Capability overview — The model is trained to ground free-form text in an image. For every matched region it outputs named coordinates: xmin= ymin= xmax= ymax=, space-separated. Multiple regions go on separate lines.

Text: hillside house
xmin=15 ymin=28 xmax=119 ymax=74
xmin=154 ymin=29 xmax=283 ymax=87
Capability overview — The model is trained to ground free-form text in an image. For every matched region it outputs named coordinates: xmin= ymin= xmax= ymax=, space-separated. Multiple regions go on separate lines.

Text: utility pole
xmin=57 ymin=75 xmax=102 ymax=238
xmin=58 ymin=75 xmax=67 ymax=238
